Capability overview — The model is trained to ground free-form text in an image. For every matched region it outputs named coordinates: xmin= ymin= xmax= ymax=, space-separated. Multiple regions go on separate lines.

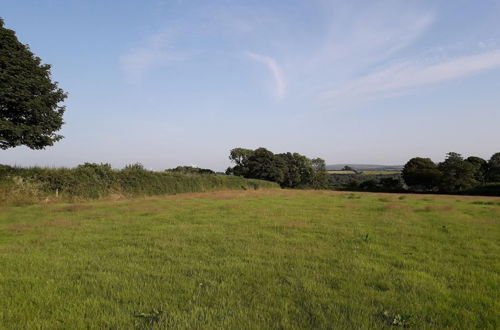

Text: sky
xmin=1 ymin=0 xmax=500 ymax=170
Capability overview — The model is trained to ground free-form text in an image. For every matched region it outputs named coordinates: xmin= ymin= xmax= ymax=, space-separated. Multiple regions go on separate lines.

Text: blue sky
xmin=2 ymin=0 xmax=500 ymax=170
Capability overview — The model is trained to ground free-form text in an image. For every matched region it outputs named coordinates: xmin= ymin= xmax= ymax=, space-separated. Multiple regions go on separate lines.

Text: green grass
xmin=0 ymin=190 xmax=499 ymax=329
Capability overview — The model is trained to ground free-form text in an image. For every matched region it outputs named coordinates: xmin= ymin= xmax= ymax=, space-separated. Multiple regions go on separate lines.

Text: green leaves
xmin=0 ymin=19 xmax=67 ymax=149
xmin=402 ymin=157 xmax=442 ymax=191
xmin=227 ymin=147 xmax=328 ymax=188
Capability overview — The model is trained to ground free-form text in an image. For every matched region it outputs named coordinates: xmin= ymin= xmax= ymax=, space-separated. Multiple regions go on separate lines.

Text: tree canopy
xmin=226 ymin=147 xmax=328 ymax=188
xmin=0 ymin=18 xmax=67 ymax=150
xmin=438 ymin=152 xmax=477 ymax=192
xmin=487 ymin=152 xmax=500 ymax=182
xmin=401 ymin=157 xmax=442 ymax=191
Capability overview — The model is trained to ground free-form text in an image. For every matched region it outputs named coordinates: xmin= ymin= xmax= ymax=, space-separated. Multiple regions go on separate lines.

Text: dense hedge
xmin=0 ymin=163 xmax=279 ymax=204
xmin=329 ymin=173 xmax=405 ymax=192
xmin=461 ymin=183 xmax=500 ymax=197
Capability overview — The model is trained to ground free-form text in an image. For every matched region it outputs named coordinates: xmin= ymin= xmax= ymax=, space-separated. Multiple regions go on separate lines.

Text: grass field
xmin=0 ymin=190 xmax=499 ymax=329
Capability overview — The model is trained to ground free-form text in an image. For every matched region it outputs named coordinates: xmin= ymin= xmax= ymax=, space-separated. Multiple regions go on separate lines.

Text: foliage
xmin=226 ymin=148 xmax=254 ymax=177
xmin=401 ymin=157 xmax=442 ymax=191
xmin=487 ymin=152 xmax=500 ymax=182
xmin=329 ymin=172 xmax=404 ymax=192
xmin=227 ymin=147 xmax=328 ymax=189
xmin=246 ymin=148 xmax=287 ymax=184
xmin=0 ymin=19 xmax=67 ymax=149
xmin=311 ymin=158 xmax=329 ymax=188
xmin=438 ymin=152 xmax=478 ymax=192
xmin=166 ymin=166 xmax=215 ymax=175
xmin=465 ymin=156 xmax=488 ymax=183
xmin=0 ymin=163 xmax=278 ymax=204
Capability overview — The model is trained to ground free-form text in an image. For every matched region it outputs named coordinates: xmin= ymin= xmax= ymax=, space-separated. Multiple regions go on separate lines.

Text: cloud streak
xmin=246 ymin=52 xmax=286 ymax=100
xmin=310 ymin=12 xmax=434 ymax=69
xmin=322 ymin=49 xmax=500 ymax=105
xmin=119 ymin=29 xmax=185 ymax=80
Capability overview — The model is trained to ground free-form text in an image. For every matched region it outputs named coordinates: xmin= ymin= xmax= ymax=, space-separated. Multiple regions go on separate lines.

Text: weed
xmin=134 ymin=309 xmax=163 ymax=326
xmin=381 ymin=310 xmax=413 ymax=327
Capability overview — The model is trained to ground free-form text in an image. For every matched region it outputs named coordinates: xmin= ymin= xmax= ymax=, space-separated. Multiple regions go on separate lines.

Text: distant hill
xmin=326 ymin=164 xmax=404 ymax=171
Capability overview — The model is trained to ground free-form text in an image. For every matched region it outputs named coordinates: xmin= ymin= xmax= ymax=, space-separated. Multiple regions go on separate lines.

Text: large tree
xmin=0 ymin=18 xmax=67 ymax=150
xmin=465 ymin=156 xmax=487 ymax=184
xmin=276 ymin=152 xmax=313 ymax=188
xmin=487 ymin=152 xmax=500 ymax=182
xmin=438 ymin=152 xmax=478 ymax=192
xmin=246 ymin=148 xmax=286 ymax=185
xmin=402 ymin=157 xmax=441 ymax=191
xmin=226 ymin=148 xmax=254 ymax=176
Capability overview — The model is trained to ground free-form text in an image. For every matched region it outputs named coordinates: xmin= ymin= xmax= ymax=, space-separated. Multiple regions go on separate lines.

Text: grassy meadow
xmin=0 ymin=189 xmax=499 ymax=329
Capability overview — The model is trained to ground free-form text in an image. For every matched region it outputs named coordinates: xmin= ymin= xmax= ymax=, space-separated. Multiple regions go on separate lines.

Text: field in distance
xmin=0 ymin=189 xmax=498 ymax=329
xmin=327 ymin=170 xmax=401 ymax=175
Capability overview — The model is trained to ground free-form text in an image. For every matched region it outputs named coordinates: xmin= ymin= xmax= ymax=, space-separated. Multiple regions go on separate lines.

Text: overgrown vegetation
xmin=0 ymin=190 xmax=498 ymax=328
xmin=0 ymin=163 xmax=278 ymax=205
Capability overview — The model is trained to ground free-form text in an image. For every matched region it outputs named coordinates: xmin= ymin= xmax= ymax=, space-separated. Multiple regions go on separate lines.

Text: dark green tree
xmin=0 ymin=18 xmax=67 ymax=149
xmin=402 ymin=157 xmax=442 ymax=191
xmin=277 ymin=152 xmax=314 ymax=188
xmin=227 ymin=148 xmax=254 ymax=176
xmin=342 ymin=165 xmax=355 ymax=172
xmin=465 ymin=156 xmax=487 ymax=184
xmin=438 ymin=152 xmax=478 ymax=192
xmin=487 ymin=152 xmax=500 ymax=182
xmin=246 ymin=148 xmax=286 ymax=184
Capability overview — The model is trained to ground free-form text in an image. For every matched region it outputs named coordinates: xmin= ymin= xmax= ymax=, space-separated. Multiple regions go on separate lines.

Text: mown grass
xmin=0 ymin=190 xmax=498 ymax=329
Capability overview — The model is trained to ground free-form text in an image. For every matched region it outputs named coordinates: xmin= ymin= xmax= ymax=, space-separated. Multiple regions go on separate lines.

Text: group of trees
xmin=402 ymin=152 xmax=500 ymax=193
xmin=225 ymin=148 xmax=329 ymax=188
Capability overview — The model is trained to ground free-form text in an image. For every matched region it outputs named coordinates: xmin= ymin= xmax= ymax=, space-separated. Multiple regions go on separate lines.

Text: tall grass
xmin=0 ymin=163 xmax=278 ymax=205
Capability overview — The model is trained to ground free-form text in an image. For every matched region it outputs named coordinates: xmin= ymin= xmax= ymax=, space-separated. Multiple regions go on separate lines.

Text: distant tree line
xmin=225 ymin=148 xmax=329 ymax=188
xmin=402 ymin=152 xmax=500 ymax=193
xmin=166 ymin=166 xmax=215 ymax=175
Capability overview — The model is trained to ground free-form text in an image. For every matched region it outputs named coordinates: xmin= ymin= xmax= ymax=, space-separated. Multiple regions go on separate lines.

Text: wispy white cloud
xmin=322 ymin=49 xmax=500 ymax=106
xmin=246 ymin=52 xmax=286 ymax=100
xmin=307 ymin=8 xmax=435 ymax=70
xmin=119 ymin=29 xmax=185 ymax=80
